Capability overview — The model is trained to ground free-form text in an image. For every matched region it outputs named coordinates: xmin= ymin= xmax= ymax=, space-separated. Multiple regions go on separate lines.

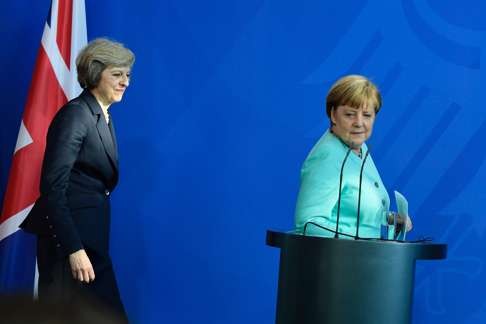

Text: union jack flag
xmin=0 ymin=0 xmax=87 ymax=294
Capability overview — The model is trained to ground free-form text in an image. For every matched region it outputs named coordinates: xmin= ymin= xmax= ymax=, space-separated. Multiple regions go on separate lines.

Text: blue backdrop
xmin=1 ymin=0 xmax=485 ymax=323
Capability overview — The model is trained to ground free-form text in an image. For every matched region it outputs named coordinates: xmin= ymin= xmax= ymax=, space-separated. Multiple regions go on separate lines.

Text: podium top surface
xmin=266 ymin=230 xmax=447 ymax=260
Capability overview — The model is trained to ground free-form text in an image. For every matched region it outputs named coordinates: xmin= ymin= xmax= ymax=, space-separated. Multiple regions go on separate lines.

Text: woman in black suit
xmin=21 ymin=38 xmax=134 ymax=321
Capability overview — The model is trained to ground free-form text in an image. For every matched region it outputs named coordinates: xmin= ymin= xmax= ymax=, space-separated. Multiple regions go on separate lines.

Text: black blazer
xmin=21 ymin=90 xmax=119 ymax=257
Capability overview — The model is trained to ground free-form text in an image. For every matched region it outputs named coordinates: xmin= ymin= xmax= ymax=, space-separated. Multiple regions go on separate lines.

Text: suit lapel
xmin=80 ymin=90 xmax=119 ymax=171
xmin=108 ymin=119 xmax=119 ymax=162
xmin=96 ymin=116 xmax=118 ymax=169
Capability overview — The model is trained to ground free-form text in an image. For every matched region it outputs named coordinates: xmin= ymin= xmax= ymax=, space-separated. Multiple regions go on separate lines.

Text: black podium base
xmin=267 ymin=231 xmax=446 ymax=324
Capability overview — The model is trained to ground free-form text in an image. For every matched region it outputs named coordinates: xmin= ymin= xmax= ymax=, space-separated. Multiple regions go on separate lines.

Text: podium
xmin=266 ymin=230 xmax=447 ymax=324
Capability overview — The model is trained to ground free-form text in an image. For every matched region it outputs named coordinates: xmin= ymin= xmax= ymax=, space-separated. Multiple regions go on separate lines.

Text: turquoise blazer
xmin=294 ymin=130 xmax=390 ymax=239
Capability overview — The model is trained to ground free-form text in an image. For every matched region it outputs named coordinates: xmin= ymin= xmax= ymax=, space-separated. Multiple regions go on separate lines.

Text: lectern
xmin=267 ymin=230 xmax=447 ymax=324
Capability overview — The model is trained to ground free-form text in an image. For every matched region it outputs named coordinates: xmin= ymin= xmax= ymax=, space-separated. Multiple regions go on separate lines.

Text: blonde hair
xmin=76 ymin=38 xmax=135 ymax=89
xmin=326 ymin=75 xmax=382 ymax=118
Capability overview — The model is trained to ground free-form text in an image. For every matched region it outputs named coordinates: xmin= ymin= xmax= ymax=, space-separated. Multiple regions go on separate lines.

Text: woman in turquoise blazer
xmin=295 ymin=75 xmax=410 ymax=239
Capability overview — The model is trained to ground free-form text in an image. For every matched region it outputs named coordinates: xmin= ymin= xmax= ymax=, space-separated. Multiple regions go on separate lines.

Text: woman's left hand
xmin=404 ymin=215 xmax=413 ymax=232
xmin=390 ymin=212 xmax=413 ymax=233
xmin=397 ymin=213 xmax=413 ymax=232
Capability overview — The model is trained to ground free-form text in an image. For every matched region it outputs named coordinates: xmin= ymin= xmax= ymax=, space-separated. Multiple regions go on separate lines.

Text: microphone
xmin=354 ymin=147 xmax=371 ymax=239
xmin=334 ymin=146 xmax=353 ymax=238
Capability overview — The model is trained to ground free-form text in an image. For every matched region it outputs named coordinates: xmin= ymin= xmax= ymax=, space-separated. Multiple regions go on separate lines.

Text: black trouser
xmin=37 ymin=236 xmax=128 ymax=323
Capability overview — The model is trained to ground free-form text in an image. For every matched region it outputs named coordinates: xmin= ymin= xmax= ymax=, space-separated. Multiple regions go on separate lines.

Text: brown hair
xmin=326 ymin=75 xmax=382 ymax=118
xmin=76 ymin=38 xmax=135 ymax=89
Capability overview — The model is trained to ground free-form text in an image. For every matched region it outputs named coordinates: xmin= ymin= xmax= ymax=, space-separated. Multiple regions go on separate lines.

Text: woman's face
xmin=331 ymin=104 xmax=376 ymax=149
xmin=92 ymin=66 xmax=131 ymax=106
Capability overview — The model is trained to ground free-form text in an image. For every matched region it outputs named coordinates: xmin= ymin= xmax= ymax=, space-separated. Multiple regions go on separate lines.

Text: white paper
xmin=394 ymin=190 xmax=409 ymax=241
xmin=394 ymin=191 xmax=408 ymax=217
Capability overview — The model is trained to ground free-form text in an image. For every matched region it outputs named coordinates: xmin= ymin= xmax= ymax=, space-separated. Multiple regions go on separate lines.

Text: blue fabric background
xmin=1 ymin=0 xmax=485 ymax=323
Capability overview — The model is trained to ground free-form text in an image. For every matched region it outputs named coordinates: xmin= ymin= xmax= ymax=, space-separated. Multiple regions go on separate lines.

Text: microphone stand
xmin=354 ymin=148 xmax=370 ymax=239
xmin=334 ymin=147 xmax=352 ymax=238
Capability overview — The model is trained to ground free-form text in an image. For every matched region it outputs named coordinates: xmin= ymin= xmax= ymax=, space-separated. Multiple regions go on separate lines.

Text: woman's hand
xmin=388 ymin=212 xmax=413 ymax=233
xmin=69 ymin=249 xmax=95 ymax=283
xmin=404 ymin=215 xmax=413 ymax=232
xmin=397 ymin=214 xmax=413 ymax=232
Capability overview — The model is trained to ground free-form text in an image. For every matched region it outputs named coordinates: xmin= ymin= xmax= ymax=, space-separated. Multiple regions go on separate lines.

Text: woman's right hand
xmin=69 ymin=249 xmax=95 ymax=283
